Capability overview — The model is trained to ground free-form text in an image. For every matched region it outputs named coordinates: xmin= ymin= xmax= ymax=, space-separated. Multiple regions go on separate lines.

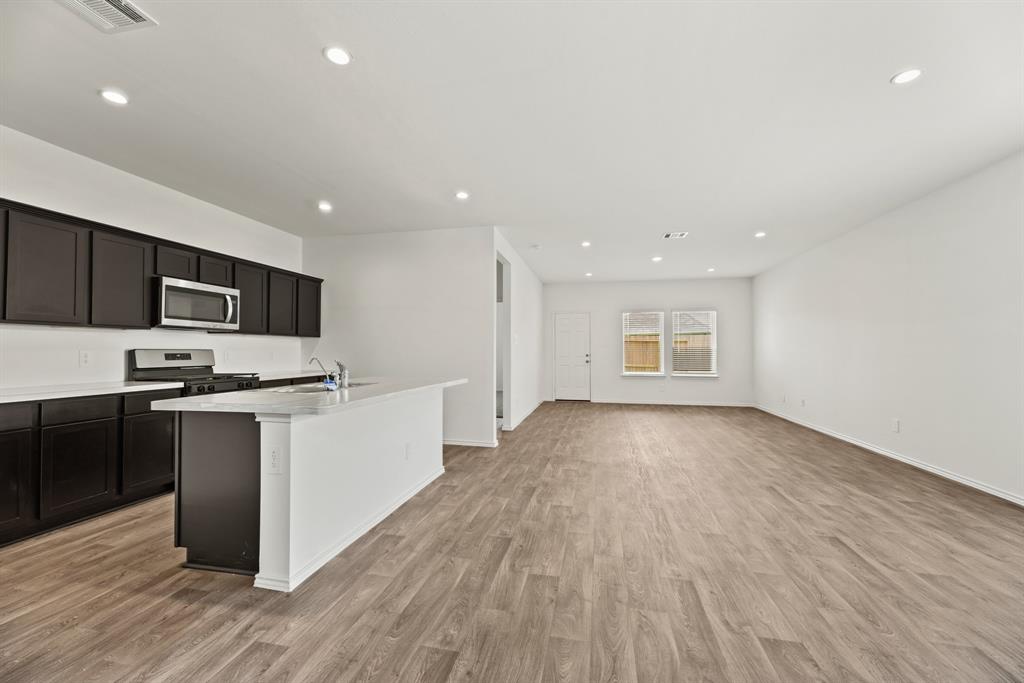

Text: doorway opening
xmin=496 ymin=256 xmax=512 ymax=433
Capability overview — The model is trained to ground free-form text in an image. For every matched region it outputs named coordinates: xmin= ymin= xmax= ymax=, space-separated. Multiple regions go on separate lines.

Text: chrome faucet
xmin=334 ymin=360 xmax=350 ymax=389
xmin=309 ymin=356 xmax=339 ymax=386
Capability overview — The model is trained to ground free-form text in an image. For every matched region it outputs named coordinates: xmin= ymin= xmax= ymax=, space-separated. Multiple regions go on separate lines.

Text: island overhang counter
xmin=152 ymin=377 xmax=467 ymax=592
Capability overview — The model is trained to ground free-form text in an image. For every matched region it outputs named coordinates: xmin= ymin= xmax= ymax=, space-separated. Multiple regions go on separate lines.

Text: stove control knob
xmin=247 ymin=381 xmax=255 ymax=388
xmin=238 ymin=381 xmax=245 ymax=389
xmin=207 ymin=384 xmax=216 ymax=392
xmin=196 ymin=385 xmax=206 ymax=393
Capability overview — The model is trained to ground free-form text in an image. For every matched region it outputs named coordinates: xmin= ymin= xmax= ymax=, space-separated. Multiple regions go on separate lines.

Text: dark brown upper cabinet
xmin=199 ymin=255 xmax=233 ymax=287
xmin=268 ymin=272 xmax=297 ymax=335
xmin=296 ymin=278 xmax=321 ymax=337
xmin=234 ymin=263 xmax=268 ymax=334
xmin=0 ymin=209 xmax=7 ymax=319
xmin=91 ymin=232 xmax=154 ymax=328
xmin=5 ymin=211 xmax=89 ymax=325
xmin=155 ymin=245 xmax=198 ymax=281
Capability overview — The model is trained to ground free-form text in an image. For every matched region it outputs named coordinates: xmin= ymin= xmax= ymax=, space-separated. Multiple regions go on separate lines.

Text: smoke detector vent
xmin=57 ymin=0 xmax=158 ymax=33
xmin=663 ymin=231 xmax=689 ymax=239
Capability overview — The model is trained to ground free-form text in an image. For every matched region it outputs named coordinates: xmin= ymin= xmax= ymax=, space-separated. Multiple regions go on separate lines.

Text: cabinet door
xmin=5 ymin=211 xmax=89 ymax=324
xmin=268 ymin=272 xmax=297 ymax=336
xmin=234 ymin=263 xmax=268 ymax=334
xmin=91 ymin=231 xmax=154 ymax=328
xmin=296 ymin=278 xmax=321 ymax=337
xmin=40 ymin=418 xmax=118 ymax=519
xmin=0 ymin=429 xmax=33 ymax=534
xmin=0 ymin=209 xmax=7 ymax=320
xmin=199 ymin=255 xmax=233 ymax=287
xmin=123 ymin=412 xmax=175 ymax=495
xmin=156 ymin=245 xmax=198 ymax=280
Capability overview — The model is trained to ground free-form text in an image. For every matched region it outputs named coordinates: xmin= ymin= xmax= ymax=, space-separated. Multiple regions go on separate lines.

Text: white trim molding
xmin=592 ymin=399 xmax=755 ymax=408
xmin=444 ymin=438 xmax=498 ymax=448
xmin=757 ymin=406 xmax=1024 ymax=508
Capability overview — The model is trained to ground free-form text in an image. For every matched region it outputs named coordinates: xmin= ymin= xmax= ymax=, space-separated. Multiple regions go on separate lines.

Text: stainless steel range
xmin=130 ymin=349 xmax=259 ymax=395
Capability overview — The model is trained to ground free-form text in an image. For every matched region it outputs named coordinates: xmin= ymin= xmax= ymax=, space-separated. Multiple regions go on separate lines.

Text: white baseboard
xmin=444 ymin=438 xmax=498 ymax=448
xmin=756 ymin=406 xmax=1024 ymax=508
xmin=253 ymin=466 xmax=446 ymax=592
xmin=591 ymin=398 xmax=755 ymax=407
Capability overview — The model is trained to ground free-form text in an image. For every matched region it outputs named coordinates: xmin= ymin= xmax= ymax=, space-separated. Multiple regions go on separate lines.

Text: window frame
xmin=621 ymin=311 xmax=666 ymax=376
xmin=670 ymin=309 xmax=718 ymax=377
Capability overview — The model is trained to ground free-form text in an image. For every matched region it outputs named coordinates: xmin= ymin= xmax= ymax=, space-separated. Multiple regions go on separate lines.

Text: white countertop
xmin=0 ymin=380 xmax=186 ymax=404
xmin=151 ymin=377 xmax=468 ymax=416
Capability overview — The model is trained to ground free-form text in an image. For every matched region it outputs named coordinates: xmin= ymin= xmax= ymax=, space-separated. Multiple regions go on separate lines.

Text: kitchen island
xmin=152 ymin=377 xmax=466 ymax=592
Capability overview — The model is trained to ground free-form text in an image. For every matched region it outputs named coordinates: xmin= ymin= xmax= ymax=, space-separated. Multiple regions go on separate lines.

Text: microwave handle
xmin=225 ymin=294 xmax=234 ymax=324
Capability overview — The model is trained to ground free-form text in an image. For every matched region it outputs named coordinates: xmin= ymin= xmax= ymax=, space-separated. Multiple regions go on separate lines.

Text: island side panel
xmin=255 ymin=386 xmax=445 ymax=592
xmin=178 ymin=411 xmax=261 ymax=574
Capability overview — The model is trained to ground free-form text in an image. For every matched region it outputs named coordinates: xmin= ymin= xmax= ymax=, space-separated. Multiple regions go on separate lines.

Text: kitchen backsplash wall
xmin=0 ymin=126 xmax=307 ymax=387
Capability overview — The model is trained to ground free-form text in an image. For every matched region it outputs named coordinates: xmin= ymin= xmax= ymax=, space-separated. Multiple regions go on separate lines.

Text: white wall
xmin=0 ymin=126 xmax=305 ymax=387
xmin=543 ymin=278 xmax=754 ymax=406
xmin=754 ymin=151 xmax=1024 ymax=504
xmin=495 ymin=228 xmax=544 ymax=429
xmin=302 ymin=227 xmax=496 ymax=446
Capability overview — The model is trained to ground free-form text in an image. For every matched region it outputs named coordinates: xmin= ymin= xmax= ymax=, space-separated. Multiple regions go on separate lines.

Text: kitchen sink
xmin=269 ymin=382 xmax=376 ymax=393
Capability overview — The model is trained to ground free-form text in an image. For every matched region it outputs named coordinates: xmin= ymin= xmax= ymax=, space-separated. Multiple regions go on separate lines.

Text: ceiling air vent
xmin=57 ymin=0 xmax=158 ymax=33
xmin=663 ymin=231 xmax=689 ymax=239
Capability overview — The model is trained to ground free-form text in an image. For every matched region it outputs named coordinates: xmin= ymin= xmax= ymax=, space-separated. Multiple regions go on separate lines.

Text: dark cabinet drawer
xmin=41 ymin=395 xmax=120 ymax=426
xmin=40 ymin=417 xmax=118 ymax=519
xmin=0 ymin=402 xmax=36 ymax=431
xmin=0 ymin=429 xmax=34 ymax=533
xmin=123 ymin=412 xmax=176 ymax=494
xmin=199 ymin=255 xmax=233 ymax=287
xmin=91 ymin=231 xmax=154 ymax=328
xmin=5 ymin=211 xmax=89 ymax=325
xmin=124 ymin=389 xmax=183 ymax=415
xmin=156 ymin=245 xmax=198 ymax=281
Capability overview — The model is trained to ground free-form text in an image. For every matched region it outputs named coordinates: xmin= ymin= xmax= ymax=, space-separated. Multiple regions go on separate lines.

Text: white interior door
xmin=555 ymin=312 xmax=591 ymax=400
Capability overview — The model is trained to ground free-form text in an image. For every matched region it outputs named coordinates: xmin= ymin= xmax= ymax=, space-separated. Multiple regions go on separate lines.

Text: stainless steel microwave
xmin=156 ymin=277 xmax=240 ymax=331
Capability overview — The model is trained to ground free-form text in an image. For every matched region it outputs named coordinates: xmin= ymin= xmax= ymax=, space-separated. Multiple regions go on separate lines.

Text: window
xmin=672 ymin=310 xmax=717 ymax=376
xmin=622 ymin=311 xmax=664 ymax=375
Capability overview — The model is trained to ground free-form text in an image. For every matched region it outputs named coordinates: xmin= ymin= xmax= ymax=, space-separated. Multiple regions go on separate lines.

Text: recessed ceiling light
xmin=99 ymin=89 xmax=128 ymax=105
xmin=317 ymin=200 xmax=333 ymax=213
xmin=707 ymin=267 xmax=716 ymax=272
xmin=890 ymin=68 xmax=922 ymax=85
xmin=754 ymin=231 xmax=767 ymax=238
xmin=581 ymin=241 xmax=591 ymax=247
xmin=584 ymin=272 xmax=593 ymax=277
xmin=651 ymin=256 xmax=663 ymax=262
xmin=323 ymin=46 xmax=352 ymax=66
xmin=455 ymin=190 xmax=470 ymax=201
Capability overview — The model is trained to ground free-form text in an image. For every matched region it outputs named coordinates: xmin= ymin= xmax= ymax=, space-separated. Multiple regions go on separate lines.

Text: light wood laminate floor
xmin=1 ymin=403 xmax=1022 ymax=682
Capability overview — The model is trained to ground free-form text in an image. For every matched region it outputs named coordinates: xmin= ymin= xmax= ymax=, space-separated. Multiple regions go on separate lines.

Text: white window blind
xmin=622 ymin=311 xmax=664 ymax=375
xmin=672 ymin=310 xmax=717 ymax=375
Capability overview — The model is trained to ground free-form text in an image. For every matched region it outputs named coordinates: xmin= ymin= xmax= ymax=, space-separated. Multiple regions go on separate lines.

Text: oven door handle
xmin=225 ymin=294 xmax=234 ymax=324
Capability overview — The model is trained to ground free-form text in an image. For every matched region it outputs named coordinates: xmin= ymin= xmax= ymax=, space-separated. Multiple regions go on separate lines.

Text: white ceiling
xmin=1 ymin=1 xmax=1021 ymax=282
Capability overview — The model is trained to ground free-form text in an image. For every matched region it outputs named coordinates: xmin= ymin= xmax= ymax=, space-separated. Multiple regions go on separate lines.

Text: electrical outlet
xmin=404 ymin=443 xmax=411 ymax=461
xmin=269 ymin=447 xmax=282 ymax=475
xmin=891 ymin=418 xmax=901 ymax=433
xmin=781 ymin=394 xmax=786 ymax=404
xmin=78 ymin=350 xmax=91 ymax=367
xmin=800 ymin=398 xmax=806 ymax=407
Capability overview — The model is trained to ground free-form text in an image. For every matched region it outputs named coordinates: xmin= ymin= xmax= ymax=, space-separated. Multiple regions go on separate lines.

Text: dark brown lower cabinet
xmin=0 ymin=429 xmax=33 ymax=534
xmin=123 ymin=411 xmax=176 ymax=494
xmin=40 ymin=417 xmax=118 ymax=520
